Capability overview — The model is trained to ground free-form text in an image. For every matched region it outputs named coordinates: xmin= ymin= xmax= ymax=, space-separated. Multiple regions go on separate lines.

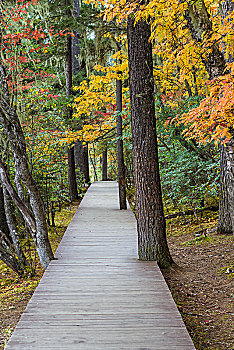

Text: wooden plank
xmin=5 ymin=181 xmax=195 ymax=349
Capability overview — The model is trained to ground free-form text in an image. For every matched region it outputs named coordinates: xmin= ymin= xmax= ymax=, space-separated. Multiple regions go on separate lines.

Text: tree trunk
xmin=127 ymin=14 xmax=173 ymax=267
xmin=0 ymin=183 xmax=11 ymax=242
xmin=218 ymin=140 xmax=234 ymax=234
xmin=14 ymin=156 xmax=54 ymax=268
xmin=0 ymin=63 xmax=54 ymax=269
xmin=0 ymin=158 xmax=36 ymax=233
xmin=74 ymin=140 xmax=85 ymax=180
xmin=72 ymin=0 xmax=80 ymax=75
xmin=2 ymin=183 xmax=28 ymax=267
xmin=102 ymin=147 xmax=108 ymax=181
xmin=83 ymin=143 xmax=90 ymax=184
xmin=217 ymin=0 xmax=234 ymax=235
xmin=116 ymin=77 xmax=127 ymax=209
xmin=68 ymin=146 xmax=78 ymax=201
xmin=66 ymin=33 xmax=78 ymax=200
xmin=185 ymin=0 xmax=234 ymax=235
xmin=72 ymin=0 xmax=87 ymax=183
xmin=185 ymin=0 xmax=226 ymax=79
xmin=0 ymin=241 xmax=23 ymax=276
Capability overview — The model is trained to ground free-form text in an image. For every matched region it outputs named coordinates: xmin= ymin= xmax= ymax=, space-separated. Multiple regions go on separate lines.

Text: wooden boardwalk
xmin=6 ymin=182 xmax=195 ymax=349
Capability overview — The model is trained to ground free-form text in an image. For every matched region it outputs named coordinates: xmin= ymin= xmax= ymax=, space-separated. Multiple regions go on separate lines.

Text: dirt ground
xmin=163 ymin=213 xmax=234 ymax=350
xmin=0 ymin=207 xmax=233 ymax=349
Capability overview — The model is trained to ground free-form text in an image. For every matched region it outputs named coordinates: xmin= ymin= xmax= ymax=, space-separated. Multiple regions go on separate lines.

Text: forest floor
xmin=163 ymin=210 xmax=234 ymax=350
xmin=0 ymin=202 xmax=233 ymax=350
xmin=0 ymin=201 xmax=81 ymax=349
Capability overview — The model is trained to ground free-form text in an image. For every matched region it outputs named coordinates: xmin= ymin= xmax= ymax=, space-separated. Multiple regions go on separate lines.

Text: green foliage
xmin=156 ymin=96 xmax=220 ymax=209
xmin=158 ymin=140 xmax=219 ymax=208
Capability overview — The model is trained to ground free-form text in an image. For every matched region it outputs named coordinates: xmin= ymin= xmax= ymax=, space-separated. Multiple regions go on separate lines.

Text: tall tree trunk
xmin=127 ymin=14 xmax=173 ymax=267
xmin=66 ymin=32 xmax=78 ymax=201
xmin=74 ymin=140 xmax=85 ymax=179
xmin=83 ymin=142 xmax=90 ymax=184
xmin=90 ymin=145 xmax=98 ymax=181
xmin=72 ymin=0 xmax=80 ymax=75
xmin=68 ymin=146 xmax=78 ymax=201
xmin=116 ymin=77 xmax=127 ymax=209
xmin=217 ymin=0 xmax=234 ymax=235
xmin=185 ymin=0 xmax=234 ymax=235
xmin=0 ymin=63 xmax=54 ymax=269
xmin=218 ymin=138 xmax=234 ymax=234
xmin=102 ymin=147 xmax=108 ymax=181
xmin=72 ymin=0 xmax=87 ymax=182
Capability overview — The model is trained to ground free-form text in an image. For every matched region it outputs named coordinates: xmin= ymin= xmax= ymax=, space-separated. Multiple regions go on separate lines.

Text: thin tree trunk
xmin=72 ymin=0 xmax=80 ymax=75
xmin=83 ymin=143 xmax=90 ymax=184
xmin=127 ymin=13 xmax=173 ymax=267
xmin=0 ymin=157 xmax=36 ymax=233
xmin=0 ymin=240 xmax=22 ymax=276
xmin=89 ymin=147 xmax=98 ymax=181
xmin=66 ymin=33 xmax=78 ymax=201
xmin=218 ymin=140 xmax=234 ymax=234
xmin=0 ymin=124 xmax=54 ymax=269
xmin=218 ymin=0 xmax=234 ymax=235
xmin=116 ymin=77 xmax=127 ymax=209
xmin=0 ymin=183 xmax=11 ymax=243
xmin=74 ymin=140 xmax=85 ymax=180
xmin=102 ymin=147 xmax=108 ymax=181
xmin=0 ymin=62 xmax=54 ymax=269
xmin=15 ymin=159 xmax=24 ymax=201
xmin=14 ymin=157 xmax=54 ymax=267
xmin=2 ymin=183 xmax=28 ymax=267
xmin=68 ymin=146 xmax=78 ymax=201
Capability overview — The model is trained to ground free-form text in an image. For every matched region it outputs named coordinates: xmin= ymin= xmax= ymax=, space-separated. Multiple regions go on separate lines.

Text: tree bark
xmin=217 ymin=0 xmax=234 ymax=235
xmin=217 ymin=139 xmax=234 ymax=234
xmin=0 ymin=157 xmax=36 ymax=233
xmin=66 ymin=32 xmax=78 ymax=200
xmin=127 ymin=14 xmax=173 ymax=267
xmin=0 ymin=62 xmax=54 ymax=269
xmin=72 ymin=0 xmax=88 ymax=183
xmin=68 ymin=146 xmax=78 ymax=201
xmin=0 ymin=239 xmax=22 ymax=276
xmin=0 ymin=183 xmax=11 ymax=243
xmin=72 ymin=0 xmax=80 ymax=75
xmin=102 ymin=147 xmax=108 ymax=181
xmin=185 ymin=0 xmax=234 ymax=235
xmin=83 ymin=142 xmax=90 ymax=184
xmin=116 ymin=77 xmax=127 ymax=209
xmin=74 ymin=140 xmax=85 ymax=179
xmin=185 ymin=0 xmax=226 ymax=78
xmin=2 ymin=183 xmax=28 ymax=267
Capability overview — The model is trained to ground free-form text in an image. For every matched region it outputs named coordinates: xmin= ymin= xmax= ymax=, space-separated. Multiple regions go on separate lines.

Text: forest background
xmin=0 ymin=0 xmax=233 ymax=349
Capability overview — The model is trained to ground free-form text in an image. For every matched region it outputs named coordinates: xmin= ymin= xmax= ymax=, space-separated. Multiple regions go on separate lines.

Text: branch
xmin=165 ymin=205 xmax=218 ymax=220
xmin=0 ymin=157 xmax=36 ymax=233
xmin=0 ymin=239 xmax=22 ymax=276
xmin=0 ymin=61 xmax=10 ymax=103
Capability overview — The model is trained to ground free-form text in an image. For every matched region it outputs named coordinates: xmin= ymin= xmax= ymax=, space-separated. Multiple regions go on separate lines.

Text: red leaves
xmin=54 ymin=29 xmax=75 ymax=37
xmin=176 ymin=74 xmax=234 ymax=144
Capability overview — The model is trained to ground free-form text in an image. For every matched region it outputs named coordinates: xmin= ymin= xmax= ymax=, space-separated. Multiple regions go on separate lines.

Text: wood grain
xmin=5 ymin=181 xmax=195 ymax=349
